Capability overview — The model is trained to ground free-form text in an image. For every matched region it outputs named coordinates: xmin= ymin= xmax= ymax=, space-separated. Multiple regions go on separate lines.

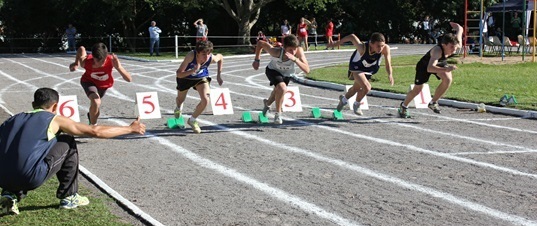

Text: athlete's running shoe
xmin=1 ymin=194 xmax=19 ymax=215
xmin=274 ymin=114 xmax=283 ymax=124
xmin=428 ymin=102 xmax=441 ymax=114
xmin=398 ymin=102 xmax=411 ymax=118
xmin=174 ymin=107 xmax=182 ymax=119
xmin=336 ymin=95 xmax=347 ymax=112
xmin=187 ymin=118 xmax=201 ymax=134
xmin=262 ymin=99 xmax=270 ymax=116
xmin=60 ymin=193 xmax=89 ymax=209
xmin=353 ymin=102 xmax=363 ymax=115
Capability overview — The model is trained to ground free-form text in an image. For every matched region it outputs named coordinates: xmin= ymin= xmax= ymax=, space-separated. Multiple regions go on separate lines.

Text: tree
xmin=219 ymin=0 xmax=275 ymax=45
xmin=219 ymin=0 xmax=336 ymax=45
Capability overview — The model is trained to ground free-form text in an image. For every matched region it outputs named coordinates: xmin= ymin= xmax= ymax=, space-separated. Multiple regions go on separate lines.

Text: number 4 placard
xmin=136 ymin=92 xmax=162 ymax=119
xmin=408 ymin=84 xmax=432 ymax=108
xmin=282 ymin=86 xmax=303 ymax=112
xmin=57 ymin=95 xmax=80 ymax=122
xmin=210 ymin=88 xmax=234 ymax=115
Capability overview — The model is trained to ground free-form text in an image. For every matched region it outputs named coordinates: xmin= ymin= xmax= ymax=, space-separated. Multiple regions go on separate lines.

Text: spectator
xmin=256 ymin=31 xmax=267 ymax=43
xmin=510 ymin=12 xmax=521 ymax=38
xmin=419 ymin=16 xmax=432 ymax=44
xmin=0 ymin=87 xmax=146 ymax=215
xmin=325 ymin=19 xmax=334 ymax=50
xmin=148 ymin=21 xmax=162 ymax=56
xmin=281 ymin=19 xmax=292 ymax=44
xmin=297 ymin=17 xmax=311 ymax=51
xmin=309 ymin=17 xmax=318 ymax=50
xmin=487 ymin=12 xmax=495 ymax=36
xmin=193 ymin=19 xmax=208 ymax=42
xmin=65 ymin=24 xmax=77 ymax=51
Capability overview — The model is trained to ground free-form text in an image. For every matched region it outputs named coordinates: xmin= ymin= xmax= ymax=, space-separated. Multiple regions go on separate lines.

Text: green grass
xmin=0 ymin=177 xmax=132 ymax=226
xmin=307 ymin=54 xmax=537 ymax=110
xmin=121 ymin=43 xmax=353 ymax=60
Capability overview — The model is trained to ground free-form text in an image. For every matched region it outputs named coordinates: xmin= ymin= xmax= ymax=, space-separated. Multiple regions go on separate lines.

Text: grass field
xmin=307 ymin=54 xmax=537 ymax=111
xmin=0 ymin=177 xmax=132 ymax=226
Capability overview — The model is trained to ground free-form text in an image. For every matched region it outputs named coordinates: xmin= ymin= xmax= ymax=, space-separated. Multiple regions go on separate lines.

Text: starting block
xmin=241 ymin=111 xmax=269 ymax=123
xmin=310 ymin=107 xmax=344 ymax=120
xmin=500 ymin=94 xmax=518 ymax=106
xmin=167 ymin=116 xmax=185 ymax=129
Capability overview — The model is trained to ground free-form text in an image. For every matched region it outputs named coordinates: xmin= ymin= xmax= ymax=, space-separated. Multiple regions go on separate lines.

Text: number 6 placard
xmin=210 ymin=88 xmax=234 ymax=115
xmin=282 ymin=86 xmax=302 ymax=112
xmin=57 ymin=95 xmax=80 ymax=122
xmin=136 ymin=92 xmax=162 ymax=119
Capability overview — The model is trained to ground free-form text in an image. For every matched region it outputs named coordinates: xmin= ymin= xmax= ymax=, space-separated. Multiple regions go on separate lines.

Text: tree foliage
xmin=0 ymin=0 xmax=500 ymax=53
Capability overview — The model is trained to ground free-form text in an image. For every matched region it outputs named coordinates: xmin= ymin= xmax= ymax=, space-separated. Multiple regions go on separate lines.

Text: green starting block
xmin=333 ymin=110 xmax=344 ymax=120
xmin=311 ymin=107 xmax=344 ymax=120
xmin=311 ymin=107 xmax=322 ymax=118
xmin=167 ymin=116 xmax=185 ymax=129
xmin=241 ymin=111 xmax=254 ymax=123
xmin=242 ymin=111 xmax=269 ymax=123
xmin=258 ymin=112 xmax=269 ymax=123
xmin=508 ymin=95 xmax=518 ymax=105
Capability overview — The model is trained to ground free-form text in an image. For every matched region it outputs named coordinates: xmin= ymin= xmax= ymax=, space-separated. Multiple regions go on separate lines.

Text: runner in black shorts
xmin=329 ymin=33 xmax=394 ymax=115
xmin=398 ymin=22 xmax=463 ymax=118
xmin=174 ymin=40 xmax=223 ymax=134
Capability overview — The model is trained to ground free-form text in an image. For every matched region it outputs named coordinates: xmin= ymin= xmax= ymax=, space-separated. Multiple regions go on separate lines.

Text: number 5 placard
xmin=136 ymin=92 xmax=162 ymax=119
xmin=282 ymin=86 xmax=302 ymax=112
xmin=345 ymin=85 xmax=369 ymax=111
xmin=210 ymin=88 xmax=234 ymax=115
xmin=57 ymin=95 xmax=80 ymax=122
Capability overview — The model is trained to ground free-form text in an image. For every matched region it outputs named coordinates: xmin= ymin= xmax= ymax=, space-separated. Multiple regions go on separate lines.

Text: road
xmin=1 ymin=45 xmax=537 ymax=226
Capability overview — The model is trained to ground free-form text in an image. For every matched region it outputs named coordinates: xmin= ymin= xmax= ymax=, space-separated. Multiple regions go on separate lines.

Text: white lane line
xmin=79 ymin=166 xmax=165 ymax=226
xmin=451 ymin=150 xmax=537 ymax=155
xmin=104 ymin=64 xmax=537 ymax=224
xmin=0 ymin=58 xmax=165 ymax=226
xmin=20 ymin=56 xmax=537 ymax=225
xmin=195 ymin=115 xmax=537 ymax=226
xmin=414 ymin=111 xmax=537 ymax=134
xmin=17 ymin=56 xmax=363 ymax=226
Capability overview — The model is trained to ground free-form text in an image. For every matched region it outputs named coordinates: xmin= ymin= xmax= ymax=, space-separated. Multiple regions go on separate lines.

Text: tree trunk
xmin=220 ymin=0 xmax=274 ymax=46
xmin=237 ymin=17 xmax=253 ymax=45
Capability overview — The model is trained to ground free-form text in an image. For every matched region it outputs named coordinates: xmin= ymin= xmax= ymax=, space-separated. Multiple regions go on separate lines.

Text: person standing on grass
xmin=297 ymin=17 xmax=311 ymax=51
xmin=173 ymin=40 xmax=223 ymax=134
xmin=329 ymin=32 xmax=394 ymax=116
xmin=398 ymin=22 xmax=463 ymax=118
xmin=65 ymin=23 xmax=77 ymax=51
xmin=0 ymin=88 xmax=146 ymax=215
xmin=148 ymin=21 xmax=162 ymax=56
xmin=252 ymin=35 xmax=310 ymax=124
xmin=309 ymin=17 xmax=318 ymax=50
xmin=325 ymin=19 xmax=334 ymax=50
xmin=193 ymin=19 xmax=208 ymax=42
xmin=69 ymin=43 xmax=133 ymax=125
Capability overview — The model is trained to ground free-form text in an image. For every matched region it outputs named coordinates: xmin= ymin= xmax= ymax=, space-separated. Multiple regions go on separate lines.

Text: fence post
xmin=109 ymin=36 xmax=112 ymax=52
xmin=338 ymin=33 xmax=340 ymax=50
xmin=175 ymin=35 xmax=178 ymax=59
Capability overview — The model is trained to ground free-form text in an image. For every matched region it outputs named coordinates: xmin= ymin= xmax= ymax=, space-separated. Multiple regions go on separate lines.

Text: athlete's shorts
xmin=414 ymin=67 xmax=440 ymax=85
xmin=347 ymin=71 xmax=373 ymax=80
xmin=81 ymin=81 xmax=107 ymax=98
xmin=176 ymin=77 xmax=211 ymax=92
xmin=266 ymin=67 xmax=291 ymax=86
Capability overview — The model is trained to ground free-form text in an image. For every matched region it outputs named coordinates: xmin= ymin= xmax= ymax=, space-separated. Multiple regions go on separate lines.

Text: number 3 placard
xmin=408 ymin=84 xmax=431 ymax=108
xmin=57 ymin=95 xmax=80 ymax=122
xmin=282 ymin=86 xmax=302 ymax=112
xmin=210 ymin=88 xmax=234 ymax=115
xmin=136 ymin=92 xmax=162 ymax=119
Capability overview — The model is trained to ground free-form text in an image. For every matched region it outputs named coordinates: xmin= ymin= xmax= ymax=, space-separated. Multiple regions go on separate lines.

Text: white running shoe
xmin=353 ymin=102 xmax=363 ymax=115
xmin=274 ymin=114 xmax=283 ymax=124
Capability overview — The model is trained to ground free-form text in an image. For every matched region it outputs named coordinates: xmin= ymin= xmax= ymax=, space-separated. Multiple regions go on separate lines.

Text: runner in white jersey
xmin=252 ymin=35 xmax=310 ymax=124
